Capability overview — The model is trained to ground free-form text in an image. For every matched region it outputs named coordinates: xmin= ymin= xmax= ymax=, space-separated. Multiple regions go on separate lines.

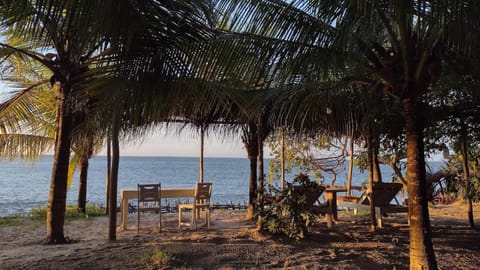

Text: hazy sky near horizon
xmin=1 ymin=82 xmax=445 ymax=160
xmin=1 ymin=81 xmax=255 ymax=158
xmin=104 ymin=127 xmax=254 ymax=158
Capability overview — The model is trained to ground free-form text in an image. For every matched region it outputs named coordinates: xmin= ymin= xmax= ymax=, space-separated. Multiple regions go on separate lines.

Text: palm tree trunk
xmin=199 ymin=125 xmax=204 ymax=183
xmin=257 ymin=127 xmax=265 ymax=208
xmin=46 ymin=91 xmax=73 ymax=244
xmin=78 ymin=138 xmax=93 ymax=214
xmin=77 ymin=155 xmax=89 ymax=214
xmin=257 ymin=119 xmax=265 ymax=229
xmin=246 ymin=153 xmax=258 ymax=219
xmin=108 ymin=115 xmax=120 ymax=241
xmin=347 ymin=137 xmax=354 ymax=196
xmin=403 ymin=99 xmax=437 ymax=269
xmin=243 ymin=122 xmax=258 ymax=219
xmin=280 ymin=129 xmax=285 ymax=190
xmin=105 ymin=135 xmax=111 ymax=214
xmin=367 ymin=135 xmax=377 ymax=230
xmin=460 ymin=134 xmax=475 ymax=228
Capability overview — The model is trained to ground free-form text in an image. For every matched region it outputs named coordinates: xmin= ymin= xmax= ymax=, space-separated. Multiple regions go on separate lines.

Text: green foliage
xmin=464 ymin=176 xmax=480 ymax=202
xmin=353 ymin=149 xmax=368 ymax=173
xmin=0 ymin=215 xmax=23 ymax=226
xmin=29 ymin=204 xmax=106 ymax=221
xmin=259 ymin=173 xmax=323 ymax=240
xmin=139 ymin=249 xmax=183 ymax=269
xmin=266 ymin=129 xmax=347 ymax=185
xmin=444 ymin=146 xmax=480 ymax=202
xmin=0 ymin=204 xmax=105 ymax=227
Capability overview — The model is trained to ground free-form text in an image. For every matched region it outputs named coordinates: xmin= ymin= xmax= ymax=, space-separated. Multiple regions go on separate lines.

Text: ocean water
xmin=0 ymin=156 xmax=445 ymax=217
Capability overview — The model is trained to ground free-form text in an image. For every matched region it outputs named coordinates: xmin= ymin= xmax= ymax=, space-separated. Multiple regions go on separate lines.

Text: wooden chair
xmin=337 ymin=182 xmax=408 ymax=227
xmin=292 ymin=185 xmax=333 ymax=228
xmin=178 ymin=182 xmax=212 ymax=230
xmin=137 ymin=183 xmax=161 ymax=232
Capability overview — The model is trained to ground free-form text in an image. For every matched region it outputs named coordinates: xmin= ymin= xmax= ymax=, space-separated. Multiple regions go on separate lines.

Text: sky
xmin=0 ymin=81 xmax=257 ymax=158
xmin=0 ymin=81 xmax=444 ymax=160
xmin=109 ymin=127 xmax=252 ymax=158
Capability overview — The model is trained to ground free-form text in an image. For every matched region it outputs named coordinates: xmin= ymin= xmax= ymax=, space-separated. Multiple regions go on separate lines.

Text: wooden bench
xmin=337 ymin=182 xmax=408 ymax=227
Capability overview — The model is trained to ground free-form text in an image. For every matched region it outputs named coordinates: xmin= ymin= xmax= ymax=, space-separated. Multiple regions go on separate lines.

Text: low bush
xmin=258 ymin=173 xmax=323 ymax=240
xmin=139 ymin=248 xmax=183 ymax=269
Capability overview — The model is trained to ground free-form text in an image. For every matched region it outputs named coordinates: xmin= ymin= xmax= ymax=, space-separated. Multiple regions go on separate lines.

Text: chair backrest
xmin=293 ymin=185 xmax=326 ymax=206
xmin=365 ymin=182 xmax=403 ymax=207
xmin=138 ymin=183 xmax=161 ymax=203
xmin=194 ymin=182 xmax=212 ymax=203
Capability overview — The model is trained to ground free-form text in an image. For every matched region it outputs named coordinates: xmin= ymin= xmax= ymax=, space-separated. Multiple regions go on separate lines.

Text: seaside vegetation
xmin=260 ymin=173 xmax=324 ymax=240
xmin=0 ymin=215 xmax=24 ymax=226
xmin=0 ymin=204 xmax=106 ymax=227
xmin=29 ymin=204 xmax=106 ymax=221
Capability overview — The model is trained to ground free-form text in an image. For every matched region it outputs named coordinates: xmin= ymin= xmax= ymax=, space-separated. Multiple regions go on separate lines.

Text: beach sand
xmin=1 ymin=201 xmax=479 ymax=269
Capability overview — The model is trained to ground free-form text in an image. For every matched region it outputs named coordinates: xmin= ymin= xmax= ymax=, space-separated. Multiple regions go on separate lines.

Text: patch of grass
xmin=29 ymin=204 xmax=106 ymax=222
xmin=82 ymin=204 xmax=107 ymax=217
xmin=139 ymin=248 xmax=184 ymax=269
xmin=0 ymin=215 xmax=23 ymax=226
xmin=29 ymin=207 xmax=47 ymax=219
xmin=1 ymin=204 xmax=106 ymax=227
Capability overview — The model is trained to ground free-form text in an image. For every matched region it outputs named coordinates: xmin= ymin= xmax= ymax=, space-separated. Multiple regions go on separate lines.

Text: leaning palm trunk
xmin=46 ymin=87 xmax=73 ymax=244
xmin=403 ymin=99 xmax=437 ymax=269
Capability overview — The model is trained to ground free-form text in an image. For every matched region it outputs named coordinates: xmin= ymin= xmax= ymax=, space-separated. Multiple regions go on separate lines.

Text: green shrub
xmin=139 ymin=249 xmax=182 ymax=269
xmin=259 ymin=173 xmax=323 ymax=240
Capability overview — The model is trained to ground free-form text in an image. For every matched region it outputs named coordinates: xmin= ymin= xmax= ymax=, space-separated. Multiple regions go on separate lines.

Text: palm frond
xmin=0 ymin=133 xmax=54 ymax=160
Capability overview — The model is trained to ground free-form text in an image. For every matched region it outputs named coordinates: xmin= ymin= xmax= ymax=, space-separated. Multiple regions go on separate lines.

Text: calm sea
xmin=0 ymin=156 xmax=445 ymax=217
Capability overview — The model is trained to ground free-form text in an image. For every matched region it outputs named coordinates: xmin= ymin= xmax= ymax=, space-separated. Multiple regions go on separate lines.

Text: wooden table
xmin=325 ymin=186 xmax=362 ymax=220
xmin=325 ymin=186 xmax=348 ymax=220
xmin=120 ymin=187 xmax=195 ymax=230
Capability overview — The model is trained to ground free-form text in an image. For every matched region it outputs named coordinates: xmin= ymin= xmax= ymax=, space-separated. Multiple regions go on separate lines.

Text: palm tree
xmin=216 ymin=1 xmax=479 ymax=268
xmin=0 ymin=58 xmax=56 ymax=159
xmin=1 ymin=51 xmax=106 ymax=219
xmin=0 ymin=1 xmax=129 ymax=243
xmin=2 ymin=52 xmax=112 ymax=216
xmin=0 ymin=0 xmax=216 ymax=243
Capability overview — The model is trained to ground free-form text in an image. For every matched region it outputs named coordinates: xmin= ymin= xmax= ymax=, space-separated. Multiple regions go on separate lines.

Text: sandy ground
xmin=1 ymin=201 xmax=479 ymax=270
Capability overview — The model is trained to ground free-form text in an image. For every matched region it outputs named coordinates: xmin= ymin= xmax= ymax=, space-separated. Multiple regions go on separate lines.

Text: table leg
xmin=326 ymin=192 xmax=338 ymax=220
xmin=121 ymin=197 xmax=128 ymax=230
